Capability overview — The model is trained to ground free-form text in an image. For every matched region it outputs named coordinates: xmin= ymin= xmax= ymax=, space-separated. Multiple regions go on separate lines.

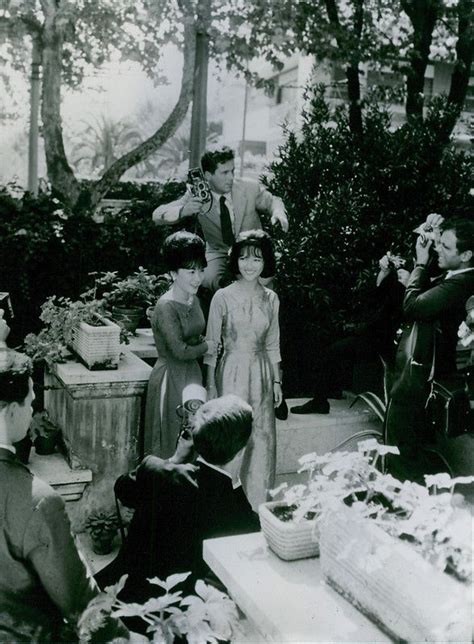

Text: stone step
xmin=276 ymin=395 xmax=382 ymax=477
xmin=28 ymin=450 xmax=92 ymax=503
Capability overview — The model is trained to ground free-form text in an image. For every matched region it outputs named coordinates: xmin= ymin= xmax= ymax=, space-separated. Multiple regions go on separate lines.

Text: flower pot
xmin=34 ymin=432 xmax=58 ymax=455
xmin=91 ymin=534 xmax=115 ymax=555
xmin=320 ymin=507 xmax=471 ymax=643
xmin=258 ymin=500 xmax=319 ymax=561
xmin=111 ymin=306 xmax=143 ymax=334
xmin=70 ymin=315 xmax=121 ymax=370
xmin=14 ymin=435 xmax=32 ymax=464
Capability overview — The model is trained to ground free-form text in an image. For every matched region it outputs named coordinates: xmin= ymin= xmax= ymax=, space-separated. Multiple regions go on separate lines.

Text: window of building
xmin=274 ymin=67 xmax=298 ymax=105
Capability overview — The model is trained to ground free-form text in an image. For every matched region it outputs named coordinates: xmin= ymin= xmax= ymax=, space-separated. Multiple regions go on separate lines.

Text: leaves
xmin=276 ymin=443 xmax=472 ymax=583
xmin=80 ymin=573 xmax=240 ymax=644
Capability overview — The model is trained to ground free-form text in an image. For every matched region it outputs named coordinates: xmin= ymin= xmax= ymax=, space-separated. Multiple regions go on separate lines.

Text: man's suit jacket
xmin=403 ymin=267 xmax=474 ymax=376
xmin=97 ymin=455 xmax=259 ymax=600
xmin=0 ymin=448 xmax=97 ymax=641
xmin=153 ymin=178 xmax=285 ymax=257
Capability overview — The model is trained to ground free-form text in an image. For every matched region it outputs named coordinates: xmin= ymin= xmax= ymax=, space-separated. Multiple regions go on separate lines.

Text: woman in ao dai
xmin=204 ymin=230 xmax=282 ymax=510
xmin=144 ymin=232 xmax=207 ymax=458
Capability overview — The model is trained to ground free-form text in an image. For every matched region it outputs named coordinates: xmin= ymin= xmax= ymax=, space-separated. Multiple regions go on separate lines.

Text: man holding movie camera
xmin=386 ymin=213 xmax=474 ymax=483
xmin=152 ymin=147 xmax=288 ymax=291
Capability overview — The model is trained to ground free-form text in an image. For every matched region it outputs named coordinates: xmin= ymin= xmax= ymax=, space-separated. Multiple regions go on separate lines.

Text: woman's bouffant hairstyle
xmin=161 ymin=231 xmax=207 ymax=272
xmin=228 ymin=229 xmax=276 ymax=279
xmin=192 ymin=394 xmax=252 ymax=465
xmin=0 ymin=351 xmax=32 ymax=409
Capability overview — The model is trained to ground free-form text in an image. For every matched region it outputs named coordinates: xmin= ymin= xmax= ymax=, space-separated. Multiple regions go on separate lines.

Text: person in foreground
xmin=152 ymin=146 xmax=288 ymax=291
xmin=386 ymin=216 xmax=474 ymax=483
xmin=144 ymin=231 xmax=208 ymax=458
xmin=96 ymin=394 xmax=259 ymax=611
xmin=0 ymin=317 xmax=126 ymax=643
xmin=205 ymin=230 xmax=282 ymax=511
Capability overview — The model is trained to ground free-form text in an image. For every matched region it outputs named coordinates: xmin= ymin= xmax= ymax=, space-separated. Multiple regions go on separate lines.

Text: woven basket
xmin=258 ymin=501 xmax=319 ymax=561
xmin=320 ymin=507 xmax=471 ymax=643
xmin=70 ymin=316 xmax=121 ymax=370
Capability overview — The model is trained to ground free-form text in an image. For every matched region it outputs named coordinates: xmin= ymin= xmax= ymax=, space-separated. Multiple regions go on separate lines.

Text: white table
xmin=203 ymin=532 xmax=390 ymax=643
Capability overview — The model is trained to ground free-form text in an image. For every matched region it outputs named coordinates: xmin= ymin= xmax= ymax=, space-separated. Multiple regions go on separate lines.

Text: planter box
xmin=70 ymin=316 xmax=121 ymax=370
xmin=320 ymin=507 xmax=471 ymax=642
xmin=258 ymin=501 xmax=319 ymax=561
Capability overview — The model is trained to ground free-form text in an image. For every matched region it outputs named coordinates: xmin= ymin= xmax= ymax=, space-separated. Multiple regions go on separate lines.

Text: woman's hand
xmin=273 ymin=382 xmax=283 ymax=407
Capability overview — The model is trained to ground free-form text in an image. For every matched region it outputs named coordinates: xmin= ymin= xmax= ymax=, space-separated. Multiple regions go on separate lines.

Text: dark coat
xmin=96 ymin=456 xmax=259 ymax=600
xmin=403 ymin=267 xmax=474 ymax=376
xmin=0 ymin=448 xmax=97 ymax=642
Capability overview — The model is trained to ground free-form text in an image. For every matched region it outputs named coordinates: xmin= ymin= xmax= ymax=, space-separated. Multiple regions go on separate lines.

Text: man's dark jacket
xmin=402 ymin=266 xmax=474 ymax=376
xmin=96 ymin=456 xmax=259 ymax=601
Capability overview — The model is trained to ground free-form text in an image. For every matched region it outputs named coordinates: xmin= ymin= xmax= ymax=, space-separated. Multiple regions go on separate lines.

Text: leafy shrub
xmin=0 ymin=180 xmax=186 ymax=345
xmin=265 ymin=89 xmax=472 ymax=394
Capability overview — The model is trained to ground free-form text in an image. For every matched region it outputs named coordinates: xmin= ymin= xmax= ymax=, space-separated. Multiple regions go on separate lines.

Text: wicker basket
xmin=258 ymin=501 xmax=319 ymax=561
xmin=320 ymin=507 xmax=471 ymax=643
xmin=70 ymin=316 xmax=121 ymax=370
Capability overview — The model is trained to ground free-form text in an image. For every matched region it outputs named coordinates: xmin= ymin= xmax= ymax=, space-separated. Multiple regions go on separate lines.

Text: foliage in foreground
xmin=272 ymin=439 xmax=473 ymax=583
xmin=78 ymin=572 xmax=240 ymax=644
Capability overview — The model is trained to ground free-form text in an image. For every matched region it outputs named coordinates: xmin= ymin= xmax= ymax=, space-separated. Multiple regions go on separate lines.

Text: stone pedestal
xmin=44 ymin=352 xmax=151 ymax=527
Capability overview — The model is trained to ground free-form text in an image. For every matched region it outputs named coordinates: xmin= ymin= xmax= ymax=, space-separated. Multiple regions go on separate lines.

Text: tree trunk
xmin=39 ymin=0 xmax=197 ymax=211
xmin=448 ymin=0 xmax=473 ymax=112
xmin=324 ymin=0 xmax=364 ymax=137
xmin=40 ymin=0 xmax=81 ymax=205
xmin=401 ymin=0 xmax=442 ymax=118
xmin=87 ymin=11 xmax=196 ymax=211
xmin=189 ymin=0 xmax=211 ymax=167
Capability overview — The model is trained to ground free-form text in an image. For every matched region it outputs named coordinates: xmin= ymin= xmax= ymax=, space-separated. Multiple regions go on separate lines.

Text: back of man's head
xmin=0 ymin=351 xmax=31 ymax=410
xmin=192 ymin=395 xmax=252 ymax=466
xmin=441 ymin=218 xmax=474 ymax=262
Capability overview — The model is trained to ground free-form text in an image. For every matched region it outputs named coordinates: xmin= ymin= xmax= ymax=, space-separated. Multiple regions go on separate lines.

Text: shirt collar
xmin=196 ymin=456 xmax=241 ymax=489
xmin=212 ymin=191 xmax=232 ymax=203
xmin=0 ymin=443 xmax=16 ymax=455
xmin=445 ymin=267 xmax=474 ymax=280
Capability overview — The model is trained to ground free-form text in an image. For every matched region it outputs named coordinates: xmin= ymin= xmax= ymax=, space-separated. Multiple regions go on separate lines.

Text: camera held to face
xmin=413 ymin=222 xmax=439 ymax=248
xmin=188 ymin=167 xmax=212 ymax=204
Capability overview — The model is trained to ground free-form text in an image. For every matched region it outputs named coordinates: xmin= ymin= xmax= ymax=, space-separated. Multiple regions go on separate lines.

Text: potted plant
xmin=92 ymin=268 xmax=168 ymax=334
xmin=78 ymin=571 xmax=240 ymax=643
xmin=24 ymin=296 xmax=124 ymax=370
xmin=85 ymin=510 xmax=120 ymax=555
xmin=28 ymin=410 xmax=61 ymax=455
xmin=264 ymin=440 xmax=473 ymax=642
xmin=259 ymin=440 xmax=396 ymax=561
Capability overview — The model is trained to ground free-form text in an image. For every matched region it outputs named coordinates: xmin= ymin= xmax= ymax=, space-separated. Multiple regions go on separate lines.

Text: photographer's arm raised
xmin=152 ymin=190 xmax=203 ymax=224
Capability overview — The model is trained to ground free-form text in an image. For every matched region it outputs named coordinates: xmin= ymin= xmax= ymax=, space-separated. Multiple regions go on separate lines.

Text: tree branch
xmin=86 ymin=10 xmax=197 ymax=210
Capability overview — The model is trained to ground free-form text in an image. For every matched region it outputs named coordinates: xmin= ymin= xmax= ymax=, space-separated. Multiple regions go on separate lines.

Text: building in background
xmin=223 ymin=53 xmax=474 ymax=178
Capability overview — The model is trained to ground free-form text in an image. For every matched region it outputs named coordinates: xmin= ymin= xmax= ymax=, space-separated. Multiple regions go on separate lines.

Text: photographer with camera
xmin=386 ymin=215 xmax=474 ymax=483
xmin=152 ymin=147 xmax=288 ymax=292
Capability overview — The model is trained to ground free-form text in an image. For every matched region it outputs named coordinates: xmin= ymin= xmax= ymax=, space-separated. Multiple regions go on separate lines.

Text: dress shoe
xmin=291 ymin=399 xmax=330 ymax=414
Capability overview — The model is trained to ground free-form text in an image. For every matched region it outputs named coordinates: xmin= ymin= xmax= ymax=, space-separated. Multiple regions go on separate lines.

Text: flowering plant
xmin=272 ymin=440 xmax=473 ymax=583
xmin=78 ymin=572 xmax=240 ymax=644
xmin=90 ymin=268 xmax=169 ymax=309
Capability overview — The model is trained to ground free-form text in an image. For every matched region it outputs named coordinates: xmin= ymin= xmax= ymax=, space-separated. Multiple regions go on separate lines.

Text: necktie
xmin=219 ymin=195 xmax=234 ymax=247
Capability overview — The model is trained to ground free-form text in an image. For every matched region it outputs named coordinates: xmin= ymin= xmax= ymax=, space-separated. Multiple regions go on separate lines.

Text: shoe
xmin=291 ymin=399 xmax=330 ymax=415
xmin=275 ymin=398 xmax=288 ymax=421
